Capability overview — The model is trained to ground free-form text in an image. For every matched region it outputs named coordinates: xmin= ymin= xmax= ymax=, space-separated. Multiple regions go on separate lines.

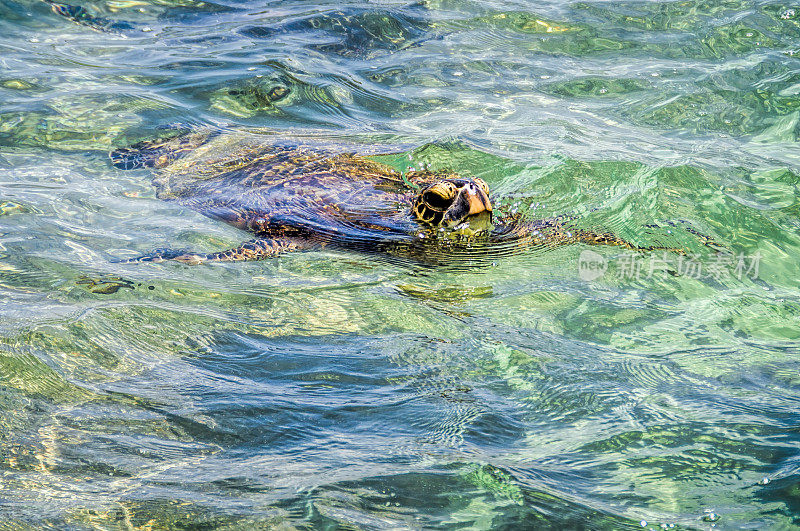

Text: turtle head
xmin=412 ymin=177 xmax=493 ymax=232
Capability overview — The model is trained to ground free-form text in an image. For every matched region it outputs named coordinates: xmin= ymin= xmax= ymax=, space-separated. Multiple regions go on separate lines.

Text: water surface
xmin=1 ymin=0 xmax=800 ymax=528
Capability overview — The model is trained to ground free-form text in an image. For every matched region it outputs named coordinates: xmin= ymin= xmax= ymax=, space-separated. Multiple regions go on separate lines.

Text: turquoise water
xmin=2 ymin=0 xmax=800 ymax=528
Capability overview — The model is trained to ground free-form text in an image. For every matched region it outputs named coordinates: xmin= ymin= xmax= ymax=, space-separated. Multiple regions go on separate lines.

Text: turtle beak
xmin=443 ymin=181 xmax=493 ymax=226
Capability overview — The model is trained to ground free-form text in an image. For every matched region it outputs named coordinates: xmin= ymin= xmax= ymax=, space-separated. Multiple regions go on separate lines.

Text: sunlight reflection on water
xmin=1 ymin=0 xmax=800 ymax=528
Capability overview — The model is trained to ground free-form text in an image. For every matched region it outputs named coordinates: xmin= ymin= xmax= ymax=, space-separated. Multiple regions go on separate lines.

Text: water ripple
xmin=1 ymin=0 xmax=800 ymax=527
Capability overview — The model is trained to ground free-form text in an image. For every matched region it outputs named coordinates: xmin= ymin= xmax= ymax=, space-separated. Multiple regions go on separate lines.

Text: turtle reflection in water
xmin=111 ymin=131 xmax=676 ymax=265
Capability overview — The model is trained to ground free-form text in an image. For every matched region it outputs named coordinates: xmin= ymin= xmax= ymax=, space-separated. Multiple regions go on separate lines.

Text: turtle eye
xmin=473 ymin=178 xmax=490 ymax=195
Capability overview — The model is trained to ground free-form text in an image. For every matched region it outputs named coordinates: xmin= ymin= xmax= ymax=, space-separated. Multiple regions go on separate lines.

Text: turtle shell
xmin=111 ymin=131 xmax=490 ymax=252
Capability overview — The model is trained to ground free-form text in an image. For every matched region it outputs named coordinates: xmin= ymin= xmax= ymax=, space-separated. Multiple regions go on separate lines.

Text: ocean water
xmin=1 ymin=0 xmax=800 ymax=528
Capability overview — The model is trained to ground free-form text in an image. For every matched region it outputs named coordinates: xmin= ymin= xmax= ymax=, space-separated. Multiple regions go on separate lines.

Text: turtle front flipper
xmin=500 ymin=217 xmax=685 ymax=254
xmin=121 ymin=238 xmax=306 ymax=265
xmin=541 ymin=225 xmax=685 ymax=254
xmin=561 ymin=228 xmax=684 ymax=254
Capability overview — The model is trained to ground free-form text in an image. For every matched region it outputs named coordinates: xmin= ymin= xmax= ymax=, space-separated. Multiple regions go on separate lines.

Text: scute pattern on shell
xmin=114 ymin=131 xmax=487 ymax=258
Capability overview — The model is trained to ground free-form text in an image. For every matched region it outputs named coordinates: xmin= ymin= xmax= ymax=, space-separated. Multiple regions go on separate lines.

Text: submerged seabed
xmin=1 ymin=0 xmax=800 ymax=528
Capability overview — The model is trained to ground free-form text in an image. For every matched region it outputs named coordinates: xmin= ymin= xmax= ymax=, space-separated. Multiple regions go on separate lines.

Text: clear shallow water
xmin=1 ymin=0 xmax=800 ymax=528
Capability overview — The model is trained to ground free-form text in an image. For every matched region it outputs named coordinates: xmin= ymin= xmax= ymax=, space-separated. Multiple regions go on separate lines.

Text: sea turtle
xmin=110 ymin=130 xmax=672 ymax=265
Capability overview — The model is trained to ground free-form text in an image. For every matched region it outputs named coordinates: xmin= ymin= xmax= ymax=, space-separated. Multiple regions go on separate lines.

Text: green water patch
xmin=369 ymin=140 xmax=527 ymax=187
xmin=471 ymin=11 xmax=587 ymax=35
xmin=0 ymin=92 xmax=169 ymax=151
xmin=618 ymin=62 xmax=800 ymax=137
xmin=447 ymin=6 xmax=785 ymax=60
xmin=542 ymin=76 xmax=651 ymax=98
